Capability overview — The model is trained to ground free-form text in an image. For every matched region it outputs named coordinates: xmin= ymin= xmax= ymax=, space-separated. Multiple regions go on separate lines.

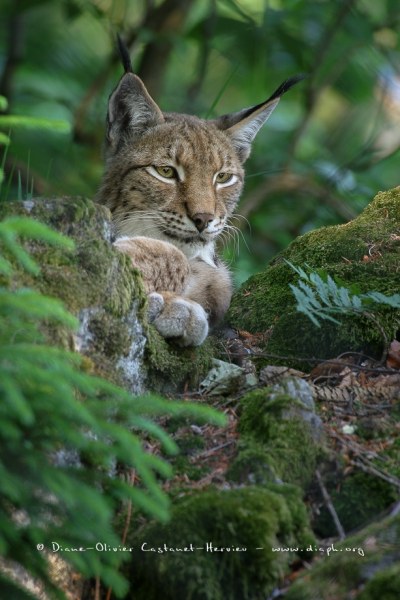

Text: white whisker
xmin=224 ymin=222 xmax=249 ymax=253
xmin=229 ymin=212 xmax=251 ymax=233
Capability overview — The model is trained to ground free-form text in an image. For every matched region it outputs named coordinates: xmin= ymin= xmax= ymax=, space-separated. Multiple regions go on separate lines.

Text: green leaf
xmin=0 ymin=132 xmax=10 ymax=146
xmin=0 ymin=228 xmax=40 ymax=274
xmin=1 ymin=217 xmax=75 ymax=250
xmin=363 ymin=291 xmax=400 ymax=307
xmin=0 ymin=374 xmax=35 ymax=425
xmin=0 ymin=289 xmax=78 ymax=329
xmin=287 ymin=261 xmax=400 ymax=328
xmin=0 ymin=254 xmax=13 ymax=276
xmin=0 ymin=115 xmax=71 ymax=133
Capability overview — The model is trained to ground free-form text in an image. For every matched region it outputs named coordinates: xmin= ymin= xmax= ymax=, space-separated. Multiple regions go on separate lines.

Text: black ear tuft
xmin=117 ymin=34 xmax=133 ymax=73
xmin=266 ymin=73 xmax=308 ymax=103
xmin=214 ymin=73 xmax=307 ymax=163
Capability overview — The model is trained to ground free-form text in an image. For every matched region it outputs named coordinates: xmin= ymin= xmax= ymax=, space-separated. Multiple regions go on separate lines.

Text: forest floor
xmin=143 ymin=330 xmax=400 ymax=598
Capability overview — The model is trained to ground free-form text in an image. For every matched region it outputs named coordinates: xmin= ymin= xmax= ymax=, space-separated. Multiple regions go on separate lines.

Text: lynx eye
xmin=147 ymin=165 xmax=179 ymax=184
xmin=155 ymin=166 xmax=177 ymax=179
xmin=215 ymin=171 xmax=238 ymax=189
xmin=215 ymin=172 xmax=234 ymax=184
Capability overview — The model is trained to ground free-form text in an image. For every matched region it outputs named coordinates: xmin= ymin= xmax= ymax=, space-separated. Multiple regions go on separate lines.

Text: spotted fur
xmin=96 ymin=43 xmax=302 ymax=346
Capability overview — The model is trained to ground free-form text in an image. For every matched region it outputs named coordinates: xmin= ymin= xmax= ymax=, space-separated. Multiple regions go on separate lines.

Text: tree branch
xmin=0 ymin=2 xmax=24 ymax=108
xmin=136 ymin=0 xmax=196 ymax=98
xmin=239 ymin=172 xmax=357 ymax=221
xmin=186 ymin=0 xmax=217 ymax=106
xmin=73 ymin=0 xmax=195 ymax=142
xmin=283 ymin=0 xmax=358 ymax=168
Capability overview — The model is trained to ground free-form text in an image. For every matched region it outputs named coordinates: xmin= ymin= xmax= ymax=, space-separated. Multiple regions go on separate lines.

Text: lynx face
xmin=96 ymin=63 xmax=302 ymax=263
xmin=99 ymin=113 xmax=244 ymax=261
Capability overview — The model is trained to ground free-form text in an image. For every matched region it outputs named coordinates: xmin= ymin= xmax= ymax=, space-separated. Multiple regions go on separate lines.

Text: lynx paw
xmin=147 ymin=292 xmax=208 ymax=347
xmin=147 ymin=292 xmax=165 ymax=321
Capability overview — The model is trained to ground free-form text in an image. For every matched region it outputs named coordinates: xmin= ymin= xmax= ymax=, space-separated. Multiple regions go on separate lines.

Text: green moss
xmin=145 ymin=327 xmax=215 ymax=392
xmin=127 ymin=486 xmax=315 ymax=600
xmin=1 ymin=197 xmax=224 ymax=392
xmin=237 ymin=388 xmax=321 ymax=488
xmin=0 ymin=198 xmax=149 ymax=386
xmin=228 ymin=188 xmax=400 ymax=366
xmin=227 ymin=439 xmax=277 ymax=485
xmin=285 ymin=514 xmax=400 ymax=600
xmin=358 ymin=564 xmax=400 ymax=600
xmin=88 ymin=311 xmax=132 ymax=357
xmin=314 ymin=471 xmax=398 ymax=538
xmin=1 ymin=197 xmax=144 ymax=317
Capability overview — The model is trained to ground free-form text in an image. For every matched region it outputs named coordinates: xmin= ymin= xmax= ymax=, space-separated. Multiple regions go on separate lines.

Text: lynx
xmin=96 ymin=39 xmax=302 ymax=346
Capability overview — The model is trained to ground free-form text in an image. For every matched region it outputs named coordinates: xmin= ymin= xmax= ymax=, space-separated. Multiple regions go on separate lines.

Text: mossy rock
xmin=145 ymin=327 xmax=215 ymax=392
xmin=226 ymin=439 xmax=278 ymax=486
xmin=228 ymin=188 xmax=400 ymax=366
xmin=285 ymin=513 xmax=400 ymax=600
xmin=358 ymin=564 xmax=400 ymax=600
xmin=0 ymin=197 xmax=215 ymax=391
xmin=126 ymin=486 xmax=315 ymax=600
xmin=0 ymin=197 xmax=147 ymax=387
xmin=237 ymin=386 xmax=323 ymax=488
xmin=0 ymin=197 xmax=141 ymax=317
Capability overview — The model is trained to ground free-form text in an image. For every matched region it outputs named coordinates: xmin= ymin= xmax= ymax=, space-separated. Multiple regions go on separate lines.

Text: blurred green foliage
xmin=1 ymin=0 xmax=399 ymax=283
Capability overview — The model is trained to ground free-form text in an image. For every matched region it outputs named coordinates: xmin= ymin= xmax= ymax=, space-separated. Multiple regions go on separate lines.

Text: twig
xmin=94 ymin=576 xmax=101 ymax=600
xmin=73 ymin=0 xmax=194 ymax=141
xmin=136 ymin=0 xmax=195 ymax=98
xmin=196 ymin=440 xmax=235 ymax=459
xmin=363 ymin=311 xmax=389 ymax=363
xmin=186 ymin=0 xmax=217 ymax=105
xmin=239 ymin=172 xmax=357 ymax=221
xmin=349 ymin=459 xmax=400 ymax=490
xmin=224 ymin=348 xmax=395 ymax=375
xmin=105 ymin=470 xmax=136 ymax=600
xmin=330 ymin=432 xmax=400 ymax=489
xmin=389 ymin=501 xmax=400 ymax=516
xmin=315 ymin=468 xmax=346 ymax=540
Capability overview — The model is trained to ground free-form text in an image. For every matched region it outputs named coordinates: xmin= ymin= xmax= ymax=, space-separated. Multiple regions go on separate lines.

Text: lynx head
xmin=97 ymin=39 xmax=303 ymax=260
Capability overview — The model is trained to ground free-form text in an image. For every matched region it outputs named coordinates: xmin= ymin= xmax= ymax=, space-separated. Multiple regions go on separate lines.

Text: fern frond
xmin=286 ymin=261 xmax=400 ymax=328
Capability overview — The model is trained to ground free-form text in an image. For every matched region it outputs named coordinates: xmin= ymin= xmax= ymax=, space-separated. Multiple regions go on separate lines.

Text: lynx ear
xmin=106 ymin=37 xmax=164 ymax=149
xmin=214 ymin=74 xmax=305 ymax=162
xmin=106 ymin=73 xmax=164 ymax=147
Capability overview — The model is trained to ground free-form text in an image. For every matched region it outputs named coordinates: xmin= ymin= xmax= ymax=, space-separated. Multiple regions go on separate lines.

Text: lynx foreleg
xmin=114 ymin=236 xmax=190 ymax=294
xmin=185 ymin=259 xmax=232 ymax=329
xmin=114 ymin=237 xmax=208 ymax=346
xmin=147 ymin=259 xmax=232 ymax=347
xmin=148 ymin=291 xmax=208 ymax=347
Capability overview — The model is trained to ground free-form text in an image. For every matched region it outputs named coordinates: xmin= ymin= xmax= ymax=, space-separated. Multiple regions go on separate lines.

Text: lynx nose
xmin=192 ymin=212 xmax=214 ymax=233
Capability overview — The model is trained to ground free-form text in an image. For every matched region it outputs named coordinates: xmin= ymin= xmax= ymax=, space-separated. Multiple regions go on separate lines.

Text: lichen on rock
xmin=228 ymin=188 xmax=400 ymax=366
